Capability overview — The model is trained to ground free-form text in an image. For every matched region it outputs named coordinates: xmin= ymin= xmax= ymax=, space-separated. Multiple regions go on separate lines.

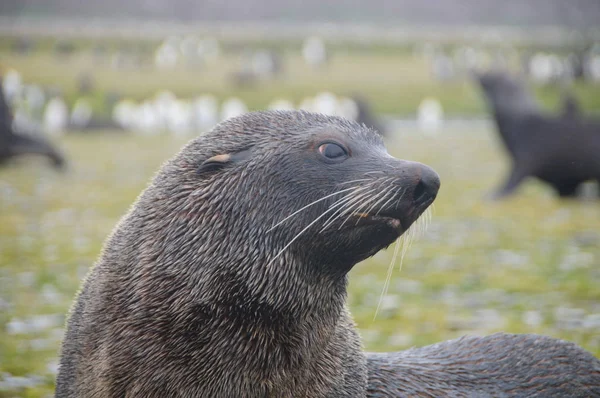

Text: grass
xmin=1 ymin=125 xmax=599 ymax=397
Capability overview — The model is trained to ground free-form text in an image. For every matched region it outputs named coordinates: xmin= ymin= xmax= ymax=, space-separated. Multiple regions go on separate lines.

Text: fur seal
xmin=56 ymin=111 xmax=600 ymax=397
xmin=0 ymin=79 xmax=65 ymax=169
xmin=474 ymin=71 xmax=600 ymax=199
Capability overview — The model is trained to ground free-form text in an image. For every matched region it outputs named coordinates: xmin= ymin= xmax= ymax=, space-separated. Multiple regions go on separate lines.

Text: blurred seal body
xmin=474 ymin=71 xmax=600 ymax=198
xmin=0 ymin=79 xmax=65 ymax=168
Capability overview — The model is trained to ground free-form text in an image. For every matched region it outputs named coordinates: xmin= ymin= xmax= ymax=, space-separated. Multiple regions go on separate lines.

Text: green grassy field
xmin=3 ymin=49 xmax=600 ymax=117
xmin=0 ymin=126 xmax=599 ymax=397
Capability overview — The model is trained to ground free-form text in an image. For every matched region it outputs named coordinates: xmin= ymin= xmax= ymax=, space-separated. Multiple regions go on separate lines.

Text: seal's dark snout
xmin=412 ymin=165 xmax=440 ymax=205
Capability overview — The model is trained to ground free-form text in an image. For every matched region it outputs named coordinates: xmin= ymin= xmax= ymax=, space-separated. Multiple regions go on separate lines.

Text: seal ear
xmin=198 ymin=148 xmax=253 ymax=175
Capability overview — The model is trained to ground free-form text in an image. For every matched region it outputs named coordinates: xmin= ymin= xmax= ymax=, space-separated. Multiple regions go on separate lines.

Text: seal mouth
xmin=354 ymin=213 xmax=403 ymax=231
xmin=352 ymin=194 xmax=435 ymax=236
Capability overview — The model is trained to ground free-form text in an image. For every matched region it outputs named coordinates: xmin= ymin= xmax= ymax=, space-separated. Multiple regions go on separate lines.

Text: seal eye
xmin=318 ymin=143 xmax=348 ymax=161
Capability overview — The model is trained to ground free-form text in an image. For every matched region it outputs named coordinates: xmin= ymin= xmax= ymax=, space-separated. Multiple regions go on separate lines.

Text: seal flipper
xmin=489 ymin=166 xmax=528 ymax=200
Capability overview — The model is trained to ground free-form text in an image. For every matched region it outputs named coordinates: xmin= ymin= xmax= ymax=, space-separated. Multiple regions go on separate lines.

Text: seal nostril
xmin=413 ymin=180 xmax=428 ymax=202
xmin=413 ymin=166 xmax=440 ymax=203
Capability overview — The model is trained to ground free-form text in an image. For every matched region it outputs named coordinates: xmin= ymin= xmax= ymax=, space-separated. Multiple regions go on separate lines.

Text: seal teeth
xmin=355 ymin=213 xmax=369 ymax=218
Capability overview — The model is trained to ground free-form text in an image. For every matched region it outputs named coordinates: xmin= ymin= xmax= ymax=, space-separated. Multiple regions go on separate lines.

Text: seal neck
xmin=205 ymin=253 xmax=349 ymax=323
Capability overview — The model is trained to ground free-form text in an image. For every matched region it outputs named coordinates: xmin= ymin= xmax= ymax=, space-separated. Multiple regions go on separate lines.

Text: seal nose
xmin=412 ymin=165 xmax=440 ymax=204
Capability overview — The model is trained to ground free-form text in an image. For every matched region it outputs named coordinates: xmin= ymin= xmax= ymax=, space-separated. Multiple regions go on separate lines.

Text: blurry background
xmin=1 ymin=1 xmax=599 ymax=396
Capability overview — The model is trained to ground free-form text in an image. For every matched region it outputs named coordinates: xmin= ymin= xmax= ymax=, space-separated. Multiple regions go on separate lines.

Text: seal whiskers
xmin=353 ymin=180 xmax=397 ymax=226
xmin=374 ymin=205 xmax=431 ymax=320
xmin=268 ymin=185 xmax=360 ymax=231
xmin=338 ymin=188 xmax=388 ymax=230
xmin=374 ymin=237 xmax=402 ymax=320
xmin=320 ymin=180 xmax=381 ymax=231
xmin=266 ymin=185 xmax=375 ymax=266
